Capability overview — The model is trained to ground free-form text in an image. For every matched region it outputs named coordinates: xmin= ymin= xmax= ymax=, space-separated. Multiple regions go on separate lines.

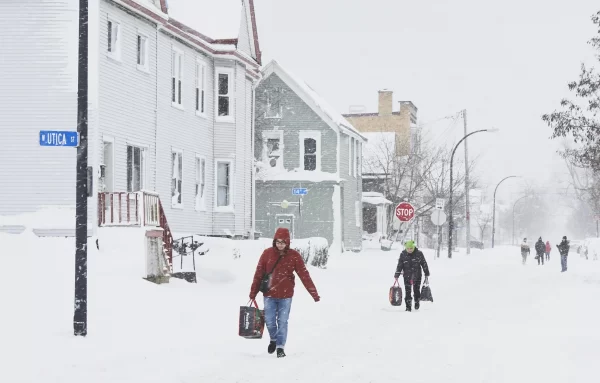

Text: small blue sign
xmin=292 ymin=188 xmax=308 ymax=196
xmin=39 ymin=130 xmax=79 ymax=147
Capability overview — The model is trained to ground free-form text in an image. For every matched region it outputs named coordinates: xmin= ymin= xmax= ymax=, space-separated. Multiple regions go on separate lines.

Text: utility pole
xmin=74 ymin=0 xmax=89 ymax=337
xmin=463 ymin=109 xmax=471 ymax=255
xmin=437 ymin=160 xmax=446 ymax=258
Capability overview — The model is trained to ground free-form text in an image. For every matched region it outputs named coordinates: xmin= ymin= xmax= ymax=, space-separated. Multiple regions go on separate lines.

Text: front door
xmin=275 ymin=214 xmax=294 ymax=239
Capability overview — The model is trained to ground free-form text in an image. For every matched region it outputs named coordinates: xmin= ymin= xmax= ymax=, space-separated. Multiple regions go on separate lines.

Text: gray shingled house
xmin=253 ymin=60 xmax=367 ymax=252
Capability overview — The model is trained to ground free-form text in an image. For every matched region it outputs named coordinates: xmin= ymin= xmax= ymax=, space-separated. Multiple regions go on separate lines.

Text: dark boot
xmin=415 ymin=300 xmax=420 ymax=310
xmin=405 ymin=299 xmax=412 ymax=312
xmin=268 ymin=341 xmax=276 ymax=354
xmin=277 ymin=348 xmax=286 ymax=358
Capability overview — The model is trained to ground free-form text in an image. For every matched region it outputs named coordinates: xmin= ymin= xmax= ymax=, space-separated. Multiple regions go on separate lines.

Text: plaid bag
xmin=420 ymin=278 xmax=433 ymax=302
xmin=238 ymin=299 xmax=265 ymax=339
xmin=389 ymin=279 xmax=403 ymax=306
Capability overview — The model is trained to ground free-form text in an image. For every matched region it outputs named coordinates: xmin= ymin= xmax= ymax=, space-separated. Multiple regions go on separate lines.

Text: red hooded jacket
xmin=545 ymin=241 xmax=551 ymax=253
xmin=250 ymin=228 xmax=320 ymax=301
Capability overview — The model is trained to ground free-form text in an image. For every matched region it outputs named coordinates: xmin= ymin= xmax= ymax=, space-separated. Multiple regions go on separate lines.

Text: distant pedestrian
xmin=545 ymin=240 xmax=551 ymax=261
xmin=249 ymin=228 xmax=320 ymax=358
xmin=557 ymin=236 xmax=570 ymax=272
xmin=535 ymin=237 xmax=545 ymax=265
xmin=521 ymin=238 xmax=530 ymax=265
xmin=394 ymin=240 xmax=430 ymax=312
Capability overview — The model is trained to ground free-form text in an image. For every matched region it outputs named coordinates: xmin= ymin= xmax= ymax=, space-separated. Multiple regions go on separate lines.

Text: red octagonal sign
xmin=395 ymin=202 xmax=415 ymax=222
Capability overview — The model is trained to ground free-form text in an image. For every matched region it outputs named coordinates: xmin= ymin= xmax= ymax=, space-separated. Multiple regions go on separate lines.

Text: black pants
xmin=404 ymin=278 xmax=421 ymax=305
xmin=537 ymin=253 xmax=545 ymax=265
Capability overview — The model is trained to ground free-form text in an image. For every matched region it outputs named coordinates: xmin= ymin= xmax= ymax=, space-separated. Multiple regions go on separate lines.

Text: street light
xmin=491 ymin=175 xmax=519 ymax=248
xmin=447 ymin=128 xmax=497 ymax=258
xmin=512 ymin=195 xmax=531 ymax=245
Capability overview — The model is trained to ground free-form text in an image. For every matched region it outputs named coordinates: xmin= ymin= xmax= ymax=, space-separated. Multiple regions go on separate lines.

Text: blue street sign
xmin=292 ymin=188 xmax=308 ymax=196
xmin=39 ymin=130 xmax=79 ymax=147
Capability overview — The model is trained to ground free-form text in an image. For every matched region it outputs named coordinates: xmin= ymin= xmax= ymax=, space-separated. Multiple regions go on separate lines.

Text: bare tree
xmin=475 ymin=206 xmax=493 ymax=242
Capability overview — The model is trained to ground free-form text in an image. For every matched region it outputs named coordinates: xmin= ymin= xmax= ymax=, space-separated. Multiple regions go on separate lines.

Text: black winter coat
xmin=557 ymin=240 xmax=570 ymax=256
xmin=394 ymin=247 xmax=430 ymax=282
xmin=535 ymin=240 xmax=545 ymax=255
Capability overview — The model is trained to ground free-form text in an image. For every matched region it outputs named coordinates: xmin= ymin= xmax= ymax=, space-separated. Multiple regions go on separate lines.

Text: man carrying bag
xmin=394 ymin=240 xmax=430 ymax=312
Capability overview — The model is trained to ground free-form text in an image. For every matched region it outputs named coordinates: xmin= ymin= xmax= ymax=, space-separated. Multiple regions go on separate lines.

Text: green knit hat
xmin=405 ymin=240 xmax=415 ymax=249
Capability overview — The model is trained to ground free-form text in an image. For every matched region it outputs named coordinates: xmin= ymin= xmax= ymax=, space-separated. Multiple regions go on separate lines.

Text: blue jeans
xmin=264 ymin=297 xmax=292 ymax=349
xmin=561 ymin=255 xmax=568 ymax=271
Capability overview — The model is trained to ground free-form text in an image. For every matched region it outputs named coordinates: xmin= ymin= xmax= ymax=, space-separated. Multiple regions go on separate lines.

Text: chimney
xmin=399 ymin=101 xmax=418 ymax=124
xmin=378 ymin=89 xmax=393 ymax=116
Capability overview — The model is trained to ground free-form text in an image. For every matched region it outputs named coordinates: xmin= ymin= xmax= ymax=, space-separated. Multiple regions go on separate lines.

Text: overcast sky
xmin=252 ymin=0 xmax=599 ymax=205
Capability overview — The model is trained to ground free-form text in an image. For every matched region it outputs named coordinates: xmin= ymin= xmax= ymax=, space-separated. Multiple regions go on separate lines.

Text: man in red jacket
xmin=249 ymin=228 xmax=320 ymax=358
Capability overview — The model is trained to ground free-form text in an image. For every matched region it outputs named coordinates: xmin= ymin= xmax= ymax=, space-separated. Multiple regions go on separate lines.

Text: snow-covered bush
xmin=291 ymin=237 xmax=329 ymax=268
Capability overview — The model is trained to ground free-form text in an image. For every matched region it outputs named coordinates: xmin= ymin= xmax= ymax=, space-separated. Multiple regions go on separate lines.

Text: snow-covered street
xmin=4 ymin=233 xmax=599 ymax=383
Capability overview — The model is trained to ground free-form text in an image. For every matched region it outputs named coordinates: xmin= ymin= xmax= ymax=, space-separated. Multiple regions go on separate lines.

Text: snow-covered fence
xmin=292 ymin=237 xmax=329 ymax=269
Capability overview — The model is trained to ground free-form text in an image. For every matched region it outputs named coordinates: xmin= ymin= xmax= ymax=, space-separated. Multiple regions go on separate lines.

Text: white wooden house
xmin=0 ymin=0 xmax=262 ymax=252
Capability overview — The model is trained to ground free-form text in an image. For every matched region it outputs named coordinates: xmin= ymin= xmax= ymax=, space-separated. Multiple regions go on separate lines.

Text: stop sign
xmin=395 ymin=202 xmax=415 ymax=222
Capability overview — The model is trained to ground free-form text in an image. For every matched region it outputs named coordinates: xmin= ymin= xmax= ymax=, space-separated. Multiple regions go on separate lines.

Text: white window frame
xmin=299 ymin=131 xmax=321 ymax=172
xmin=355 ymin=201 xmax=361 ymax=227
xmin=262 ymin=130 xmax=284 ymax=169
xmin=354 ymin=139 xmax=359 ymax=177
xmin=215 ymin=67 xmax=235 ymax=123
xmin=171 ymin=47 xmax=184 ymax=109
xmin=358 ymin=142 xmax=362 ymax=177
xmin=264 ymin=89 xmax=283 ymax=119
xmin=350 ymin=137 xmax=355 ymax=177
xmin=107 ymin=16 xmax=122 ymax=61
xmin=126 ymin=142 xmax=148 ymax=193
xmin=348 ymin=135 xmax=352 ymax=176
xmin=214 ymin=159 xmax=234 ymax=212
xmin=195 ymin=59 xmax=207 ymax=117
xmin=195 ymin=154 xmax=207 ymax=211
xmin=136 ymin=31 xmax=149 ymax=72
xmin=171 ymin=149 xmax=183 ymax=209
xmin=100 ymin=135 xmax=115 ymax=193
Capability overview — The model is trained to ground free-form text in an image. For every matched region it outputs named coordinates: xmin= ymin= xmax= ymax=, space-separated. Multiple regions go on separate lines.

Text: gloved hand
xmin=249 ymin=293 xmax=257 ymax=301
xmin=314 ymin=295 xmax=320 ymax=302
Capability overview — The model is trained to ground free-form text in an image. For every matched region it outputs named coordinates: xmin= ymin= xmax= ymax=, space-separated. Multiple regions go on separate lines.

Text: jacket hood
xmin=273 ymin=227 xmax=291 ymax=250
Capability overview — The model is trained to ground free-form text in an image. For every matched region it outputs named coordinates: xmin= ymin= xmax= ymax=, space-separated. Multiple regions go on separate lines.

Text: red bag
xmin=238 ymin=299 xmax=265 ymax=339
xmin=389 ymin=280 xmax=403 ymax=306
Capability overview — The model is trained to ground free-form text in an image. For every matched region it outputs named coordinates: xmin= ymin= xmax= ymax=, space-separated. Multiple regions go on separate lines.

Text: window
xmin=350 ymin=137 xmax=355 ymax=176
xmin=171 ymin=48 xmax=183 ymax=108
xmin=262 ymin=130 xmax=283 ymax=168
xmin=107 ymin=18 xmax=121 ymax=60
xmin=265 ymin=88 xmax=282 ymax=118
xmin=355 ymin=201 xmax=361 ymax=227
xmin=355 ymin=139 xmax=359 ymax=177
xmin=127 ymin=145 xmax=146 ymax=192
xmin=137 ymin=33 xmax=148 ymax=71
xmin=299 ymin=131 xmax=321 ymax=172
xmin=195 ymin=60 xmax=206 ymax=116
xmin=357 ymin=142 xmax=362 ymax=176
xmin=216 ymin=68 xmax=234 ymax=122
xmin=215 ymin=160 xmax=233 ymax=210
xmin=171 ymin=150 xmax=183 ymax=207
xmin=195 ymin=155 xmax=206 ymax=210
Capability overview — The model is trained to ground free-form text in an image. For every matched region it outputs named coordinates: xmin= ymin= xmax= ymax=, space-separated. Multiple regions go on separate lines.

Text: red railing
xmin=158 ymin=199 xmax=174 ymax=268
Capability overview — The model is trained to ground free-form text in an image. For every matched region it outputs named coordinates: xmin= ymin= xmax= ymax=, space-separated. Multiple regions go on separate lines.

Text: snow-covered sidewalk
xmin=2 ymin=232 xmax=599 ymax=382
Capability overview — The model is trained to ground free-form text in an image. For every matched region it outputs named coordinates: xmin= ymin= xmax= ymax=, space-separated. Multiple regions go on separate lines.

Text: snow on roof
xmin=166 ymin=0 xmax=242 ymax=40
xmin=262 ymin=60 xmax=366 ymax=141
xmin=256 ymin=161 xmax=342 ymax=182
xmin=361 ymin=132 xmax=397 ymax=174
xmin=362 ymin=192 xmax=392 ymax=206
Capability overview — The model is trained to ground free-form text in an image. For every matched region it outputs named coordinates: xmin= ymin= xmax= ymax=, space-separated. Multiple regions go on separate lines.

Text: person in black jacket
xmin=557 ymin=236 xmax=570 ymax=272
xmin=535 ymin=237 xmax=545 ymax=265
xmin=394 ymin=240 xmax=430 ymax=312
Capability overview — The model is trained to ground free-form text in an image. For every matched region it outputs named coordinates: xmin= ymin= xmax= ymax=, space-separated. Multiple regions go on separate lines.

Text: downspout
xmin=154 ymin=23 xmax=160 ymax=192
xmin=251 ymin=81 xmax=256 ymax=239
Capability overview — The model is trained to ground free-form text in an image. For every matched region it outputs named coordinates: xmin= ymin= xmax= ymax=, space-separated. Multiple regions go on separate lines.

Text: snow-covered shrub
xmin=232 ymin=248 xmax=241 ymax=259
xmin=291 ymin=237 xmax=329 ymax=268
xmin=311 ymin=246 xmax=329 ymax=269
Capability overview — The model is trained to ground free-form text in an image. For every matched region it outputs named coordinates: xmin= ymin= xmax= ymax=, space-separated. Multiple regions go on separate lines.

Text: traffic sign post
xmin=395 ymin=202 xmax=415 ymax=222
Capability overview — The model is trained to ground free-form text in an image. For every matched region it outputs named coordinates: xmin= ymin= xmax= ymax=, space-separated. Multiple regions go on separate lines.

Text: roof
xmin=116 ymin=0 xmax=261 ymax=65
xmin=261 ymin=60 xmax=366 ymax=141
xmin=361 ymin=132 xmax=397 ymax=174
xmin=362 ymin=192 xmax=392 ymax=206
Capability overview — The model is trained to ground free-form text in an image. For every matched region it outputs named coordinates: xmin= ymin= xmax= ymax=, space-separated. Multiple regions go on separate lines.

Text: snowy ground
xmin=3 ymin=232 xmax=599 ymax=383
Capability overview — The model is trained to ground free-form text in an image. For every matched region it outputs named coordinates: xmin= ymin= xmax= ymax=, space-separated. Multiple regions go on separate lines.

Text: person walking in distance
xmin=249 ymin=228 xmax=320 ymax=358
xmin=557 ymin=236 xmax=570 ymax=272
xmin=394 ymin=240 xmax=430 ymax=312
xmin=521 ymin=238 xmax=530 ymax=265
xmin=545 ymin=240 xmax=551 ymax=262
xmin=535 ymin=237 xmax=545 ymax=265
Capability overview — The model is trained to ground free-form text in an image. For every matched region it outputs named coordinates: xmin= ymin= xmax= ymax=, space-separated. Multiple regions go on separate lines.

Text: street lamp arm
xmin=492 ymin=175 xmax=519 ymax=248
xmin=494 ymin=175 xmax=518 ymax=199
xmin=451 ymin=129 xmax=490 ymax=162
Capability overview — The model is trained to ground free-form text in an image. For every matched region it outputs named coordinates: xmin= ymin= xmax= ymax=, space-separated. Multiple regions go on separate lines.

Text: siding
xmin=255 ymin=74 xmax=337 ymax=173
xmin=339 ymin=133 xmax=363 ymax=250
xmin=99 ymin=1 xmax=158 ymax=193
xmin=0 ymin=1 xmax=92 ymax=223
